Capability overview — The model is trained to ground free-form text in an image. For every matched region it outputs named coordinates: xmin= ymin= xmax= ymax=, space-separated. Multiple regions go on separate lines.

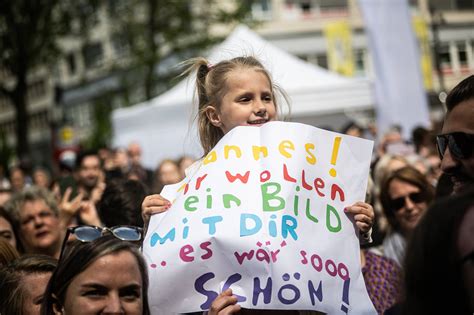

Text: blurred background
xmin=0 ymin=0 xmax=473 ymax=172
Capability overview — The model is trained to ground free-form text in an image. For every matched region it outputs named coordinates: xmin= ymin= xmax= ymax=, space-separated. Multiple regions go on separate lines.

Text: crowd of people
xmin=0 ymin=56 xmax=472 ymax=315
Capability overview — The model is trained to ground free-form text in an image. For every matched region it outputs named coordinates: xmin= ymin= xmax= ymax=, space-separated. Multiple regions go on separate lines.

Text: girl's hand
xmin=344 ymin=201 xmax=374 ymax=234
xmin=141 ymin=194 xmax=172 ymax=224
xmin=206 ymin=289 xmax=241 ymax=315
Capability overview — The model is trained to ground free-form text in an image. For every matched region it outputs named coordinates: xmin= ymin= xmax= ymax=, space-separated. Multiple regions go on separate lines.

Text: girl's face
xmin=388 ymin=179 xmax=428 ymax=235
xmin=206 ymin=68 xmax=276 ymax=134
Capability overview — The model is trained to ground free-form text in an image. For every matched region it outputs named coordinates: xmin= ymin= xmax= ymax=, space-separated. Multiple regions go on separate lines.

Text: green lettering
xmin=223 ymin=194 xmax=241 ymax=208
xmin=305 ymin=199 xmax=318 ymax=223
xmin=326 ymin=204 xmax=341 ymax=232
xmin=184 ymin=195 xmax=199 ymax=211
xmin=261 ymin=182 xmax=285 ymax=212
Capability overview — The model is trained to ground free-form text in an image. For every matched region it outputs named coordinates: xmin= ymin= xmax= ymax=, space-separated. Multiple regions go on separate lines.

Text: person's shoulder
xmin=368 ymin=245 xmax=384 ymax=256
xmin=366 ymin=248 xmax=401 ymax=271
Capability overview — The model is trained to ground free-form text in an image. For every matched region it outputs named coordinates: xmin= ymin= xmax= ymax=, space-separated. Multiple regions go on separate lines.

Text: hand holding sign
xmin=344 ymin=201 xmax=374 ymax=234
xmin=206 ymin=289 xmax=241 ymax=315
xmin=142 ymin=194 xmax=172 ymax=223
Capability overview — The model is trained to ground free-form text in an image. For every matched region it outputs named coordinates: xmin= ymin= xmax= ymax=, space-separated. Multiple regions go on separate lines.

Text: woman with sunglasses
xmin=378 ymin=166 xmax=435 ymax=268
xmin=41 ymin=233 xmax=150 ymax=315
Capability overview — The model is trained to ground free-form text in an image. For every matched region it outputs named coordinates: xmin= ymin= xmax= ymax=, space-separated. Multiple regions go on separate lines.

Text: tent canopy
xmin=112 ymin=25 xmax=373 ymax=169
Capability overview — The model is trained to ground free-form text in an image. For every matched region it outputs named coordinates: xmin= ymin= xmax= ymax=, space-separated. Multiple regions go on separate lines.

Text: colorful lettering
xmin=326 ymin=204 xmax=342 ymax=233
xmin=305 ymin=143 xmax=317 ymax=165
xmin=279 ymin=140 xmax=295 ymax=158
xmin=225 ymin=171 xmax=250 ymax=184
xmin=261 ymin=182 xmax=285 ymax=212
xmin=224 ymin=145 xmax=242 ymax=159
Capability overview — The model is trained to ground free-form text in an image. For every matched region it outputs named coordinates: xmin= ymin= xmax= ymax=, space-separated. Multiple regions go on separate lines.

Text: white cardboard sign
xmin=143 ymin=122 xmax=376 ymax=314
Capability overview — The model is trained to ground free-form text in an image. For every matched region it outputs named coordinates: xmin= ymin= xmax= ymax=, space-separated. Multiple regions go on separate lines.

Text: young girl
xmin=141 ymin=56 xmax=375 ymax=312
xmin=143 ymin=55 xmax=374 ymax=231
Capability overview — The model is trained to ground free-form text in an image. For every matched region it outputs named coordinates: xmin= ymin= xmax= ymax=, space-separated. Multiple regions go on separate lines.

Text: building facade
xmin=0 ymin=0 xmax=473 ymax=165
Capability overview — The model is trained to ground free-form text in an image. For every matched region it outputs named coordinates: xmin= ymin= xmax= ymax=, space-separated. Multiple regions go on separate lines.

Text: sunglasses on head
xmin=59 ymin=225 xmax=143 ymax=260
xmin=436 ymin=132 xmax=474 ymax=160
xmin=389 ymin=192 xmax=426 ymax=211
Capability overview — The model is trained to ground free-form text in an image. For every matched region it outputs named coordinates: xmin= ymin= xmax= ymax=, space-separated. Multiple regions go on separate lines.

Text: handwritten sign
xmin=143 ymin=122 xmax=376 ymax=314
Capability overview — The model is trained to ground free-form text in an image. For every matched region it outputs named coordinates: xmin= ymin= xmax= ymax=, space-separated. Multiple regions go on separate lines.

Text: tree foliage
xmin=84 ymin=96 xmax=113 ymax=150
xmin=0 ymin=0 xmax=98 ymax=160
xmin=109 ymin=0 xmax=255 ymax=101
xmin=84 ymin=0 xmax=255 ymax=151
xmin=0 ymin=0 xmax=254 ymax=158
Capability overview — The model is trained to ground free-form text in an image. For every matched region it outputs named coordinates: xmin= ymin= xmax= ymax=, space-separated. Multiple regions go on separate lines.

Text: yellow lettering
xmin=252 ymin=146 xmax=268 ymax=160
xmin=177 ymin=183 xmax=187 ymax=192
xmin=224 ymin=145 xmax=242 ymax=159
xmin=279 ymin=140 xmax=295 ymax=158
xmin=305 ymin=143 xmax=316 ymax=165
xmin=203 ymin=151 xmax=217 ymax=165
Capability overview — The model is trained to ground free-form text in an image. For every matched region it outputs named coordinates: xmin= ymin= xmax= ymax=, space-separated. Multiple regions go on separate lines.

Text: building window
xmin=30 ymin=111 xmax=48 ymax=130
xmin=456 ymin=0 xmax=474 ymax=9
xmin=112 ymin=33 xmax=129 ymax=58
xmin=0 ymin=121 xmax=15 ymax=134
xmin=431 ymin=0 xmax=455 ymax=10
xmin=438 ymin=44 xmax=451 ymax=69
xmin=79 ymin=2 xmax=99 ymax=25
xmin=67 ymin=53 xmax=77 ymax=75
xmin=457 ymin=42 xmax=468 ymax=68
xmin=252 ymin=0 xmax=272 ymax=20
xmin=316 ymin=54 xmax=328 ymax=69
xmin=300 ymin=0 xmax=311 ymax=12
xmin=27 ymin=79 xmax=46 ymax=100
xmin=82 ymin=43 xmax=104 ymax=69
xmin=6 ymin=121 xmax=14 ymax=134
xmin=0 ymin=94 xmax=11 ymax=110
xmin=108 ymin=0 xmax=127 ymax=16
xmin=0 ymin=67 xmax=10 ymax=78
xmin=297 ymin=55 xmax=310 ymax=62
xmin=70 ymin=103 xmax=92 ymax=128
xmin=355 ymin=50 xmax=365 ymax=75
xmin=432 ymin=0 xmax=474 ymax=9
xmin=319 ymin=0 xmax=347 ymax=9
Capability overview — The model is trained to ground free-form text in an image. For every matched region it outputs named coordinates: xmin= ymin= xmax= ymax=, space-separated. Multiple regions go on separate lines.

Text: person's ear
xmin=205 ymin=106 xmax=222 ymax=128
xmin=52 ymin=294 xmax=64 ymax=315
xmin=53 ymin=303 xmax=64 ymax=315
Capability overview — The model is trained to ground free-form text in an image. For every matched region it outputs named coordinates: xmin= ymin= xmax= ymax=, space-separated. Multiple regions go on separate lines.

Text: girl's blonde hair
xmin=180 ymin=56 xmax=288 ymax=155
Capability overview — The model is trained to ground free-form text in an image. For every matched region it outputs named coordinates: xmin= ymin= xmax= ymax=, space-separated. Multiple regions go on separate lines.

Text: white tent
xmin=112 ymin=25 xmax=373 ymax=169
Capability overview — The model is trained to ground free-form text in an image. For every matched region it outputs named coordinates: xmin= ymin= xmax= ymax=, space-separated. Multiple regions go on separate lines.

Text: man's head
xmin=9 ymin=167 xmax=25 ymax=192
xmin=75 ymin=150 xmax=101 ymax=191
xmin=438 ymin=75 xmax=474 ymax=194
xmin=127 ymin=142 xmax=142 ymax=166
xmin=0 ymin=255 xmax=57 ymax=315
